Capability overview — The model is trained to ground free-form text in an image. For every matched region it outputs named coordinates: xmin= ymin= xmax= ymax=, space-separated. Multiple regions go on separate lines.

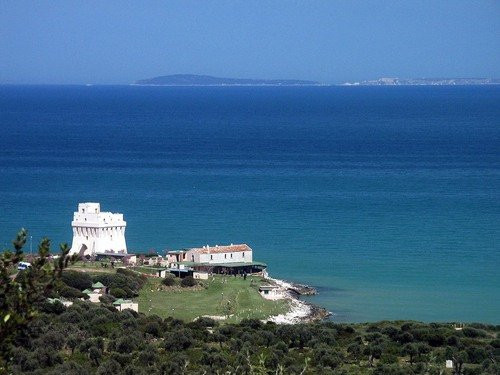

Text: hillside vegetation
xmin=5 ymin=299 xmax=500 ymax=374
xmin=2 ymin=230 xmax=499 ymax=374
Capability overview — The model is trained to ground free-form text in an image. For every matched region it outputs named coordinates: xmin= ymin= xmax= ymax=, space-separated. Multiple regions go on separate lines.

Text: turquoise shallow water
xmin=0 ymin=85 xmax=499 ymax=322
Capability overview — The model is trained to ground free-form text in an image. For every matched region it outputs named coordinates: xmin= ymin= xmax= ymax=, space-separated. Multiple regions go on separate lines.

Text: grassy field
xmin=130 ymin=265 xmax=162 ymax=275
xmin=135 ymin=275 xmax=290 ymax=323
xmin=66 ymin=261 xmax=118 ymax=273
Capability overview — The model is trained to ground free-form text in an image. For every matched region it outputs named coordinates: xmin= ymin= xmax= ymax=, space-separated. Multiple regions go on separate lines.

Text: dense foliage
xmin=2 ymin=231 xmax=499 ymax=374
xmin=0 ymin=229 xmax=75 ymax=373
xmin=5 ymin=301 xmax=500 ymax=375
xmin=58 ymin=268 xmax=147 ymax=299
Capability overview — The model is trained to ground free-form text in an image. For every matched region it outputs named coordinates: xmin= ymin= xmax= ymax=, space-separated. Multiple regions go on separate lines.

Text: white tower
xmin=70 ymin=203 xmax=127 ymax=257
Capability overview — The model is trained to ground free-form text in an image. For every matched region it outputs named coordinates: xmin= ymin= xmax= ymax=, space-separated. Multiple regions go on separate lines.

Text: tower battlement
xmin=70 ymin=202 xmax=127 ymax=257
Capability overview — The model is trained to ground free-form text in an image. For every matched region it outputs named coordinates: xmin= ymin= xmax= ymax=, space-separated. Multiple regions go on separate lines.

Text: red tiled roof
xmin=190 ymin=244 xmax=252 ymax=254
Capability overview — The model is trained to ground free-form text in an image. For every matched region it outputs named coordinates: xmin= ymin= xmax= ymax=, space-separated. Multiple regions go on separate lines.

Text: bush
xmin=99 ymin=294 xmax=116 ymax=304
xmin=115 ymin=335 xmax=140 ymax=353
xmin=164 ymin=329 xmax=194 ymax=351
xmin=463 ymin=327 xmax=488 ymax=338
xmin=162 ymin=275 xmax=176 ymax=287
xmin=97 ymin=359 xmax=121 ymax=375
xmin=144 ymin=322 xmax=161 ymax=337
xmin=61 ymin=270 xmax=92 ymax=291
xmin=38 ymin=331 xmax=66 ymax=351
xmin=109 ymin=287 xmax=127 ymax=298
xmin=181 ymin=276 xmax=196 ymax=288
xmin=39 ymin=300 xmax=66 ymax=314
xmin=57 ymin=285 xmax=86 ymax=299
xmin=490 ymin=339 xmax=500 ymax=348
xmin=93 ymin=272 xmax=144 ymax=297
xmin=59 ymin=310 xmax=83 ymax=324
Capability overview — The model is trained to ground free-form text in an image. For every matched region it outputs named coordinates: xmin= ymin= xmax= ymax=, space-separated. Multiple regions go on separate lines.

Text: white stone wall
xmin=118 ymin=302 xmax=138 ymax=312
xmin=87 ymin=293 xmax=101 ymax=303
xmin=70 ymin=203 xmax=127 ymax=256
xmin=193 ymin=272 xmax=209 ymax=280
xmin=196 ymin=249 xmax=252 ymax=264
xmin=259 ymin=289 xmax=283 ymax=300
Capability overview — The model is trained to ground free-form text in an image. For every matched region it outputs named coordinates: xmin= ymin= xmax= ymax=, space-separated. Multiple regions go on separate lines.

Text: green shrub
xmin=97 ymin=359 xmax=121 ymax=375
xmin=99 ymin=294 xmax=116 ymax=304
xmin=162 ymin=275 xmax=176 ymax=287
xmin=463 ymin=327 xmax=488 ymax=338
xmin=57 ymin=285 xmax=86 ymax=299
xmin=164 ymin=329 xmax=194 ymax=351
xmin=61 ymin=270 xmax=92 ymax=291
xmin=109 ymin=287 xmax=127 ymax=298
xmin=180 ymin=276 xmax=196 ymax=288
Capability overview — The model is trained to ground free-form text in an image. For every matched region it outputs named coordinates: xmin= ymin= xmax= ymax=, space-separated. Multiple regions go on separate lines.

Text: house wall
xmin=88 ymin=293 xmax=101 ymax=303
xmin=193 ymin=272 xmax=209 ymax=280
xmin=118 ymin=302 xmax=138 ymax=312
xmin=196 ymin=250 xmax=252 ymax=264
xmin=259 ymin=289 xmax=283 ymax=301
xmin=157 ymin=270 xmax=168 ymax=278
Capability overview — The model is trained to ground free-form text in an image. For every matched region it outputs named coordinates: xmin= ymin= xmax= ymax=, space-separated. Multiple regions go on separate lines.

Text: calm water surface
xmin=1 ymin=85 xmax=499 ymax=322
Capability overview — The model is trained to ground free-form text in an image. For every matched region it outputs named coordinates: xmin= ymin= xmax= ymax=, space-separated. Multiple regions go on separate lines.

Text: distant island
xmin=342 ymin=77 xmax=500 ymax=86
xmin=134 ymin=74 xmax=322 ymax=86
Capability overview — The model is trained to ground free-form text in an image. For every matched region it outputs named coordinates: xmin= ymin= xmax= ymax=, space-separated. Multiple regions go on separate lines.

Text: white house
xmin=166 ymin=244 xmax=266 ymax=275
xmin=168 ymin=244 xmax=252 ymax=265
xmin=259 ymin=284 xmax=283 ymax=300
xmin=196 ymin=244 xmax=252 ymax=264
xmin=70 ymin=203 xmax=127 ymax=257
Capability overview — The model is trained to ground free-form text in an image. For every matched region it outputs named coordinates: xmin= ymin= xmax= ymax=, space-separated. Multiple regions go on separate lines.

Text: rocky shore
xmin=265 ymin=277 xmax=331 ymax=324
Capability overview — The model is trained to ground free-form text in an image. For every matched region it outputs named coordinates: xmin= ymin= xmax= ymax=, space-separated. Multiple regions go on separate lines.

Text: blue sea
xmin=1 ymin=85 xmax=499 ymax=323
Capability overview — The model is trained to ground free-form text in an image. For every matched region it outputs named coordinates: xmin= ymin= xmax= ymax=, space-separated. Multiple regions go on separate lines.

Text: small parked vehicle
xmin=17 ymin=261 xmax=31 ymax=271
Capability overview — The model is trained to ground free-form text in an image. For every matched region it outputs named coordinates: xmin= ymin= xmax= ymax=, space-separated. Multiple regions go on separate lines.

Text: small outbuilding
xmin=156 ymin=269 xmax=169 ymax=278
xmin=113 ymin=298 xmax=139 ymax=312
xmin=193 ymin=271 xmax=209 ymax=280
xmin=92 ymin=281 xmax=106 ymax=292
xmin=83 ymin=288 xmax=102 ymax=303
xmin=259 ymin=284 xmax=283 ymax=300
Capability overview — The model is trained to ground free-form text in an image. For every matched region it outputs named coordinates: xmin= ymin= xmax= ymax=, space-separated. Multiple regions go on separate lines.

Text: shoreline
xmin=265 ymin=276 xmax=331 ymax=324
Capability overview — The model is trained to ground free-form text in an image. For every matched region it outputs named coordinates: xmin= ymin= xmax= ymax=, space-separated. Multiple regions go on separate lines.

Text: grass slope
xmin=136 ymin=275 xmax=290 ymax=323
xmin=67 ymin=261 xmax=117 ymax=273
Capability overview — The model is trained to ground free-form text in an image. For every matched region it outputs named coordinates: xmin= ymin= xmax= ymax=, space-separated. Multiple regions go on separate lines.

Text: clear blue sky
xmin=1 ymin=1 xmax=499 ymax=84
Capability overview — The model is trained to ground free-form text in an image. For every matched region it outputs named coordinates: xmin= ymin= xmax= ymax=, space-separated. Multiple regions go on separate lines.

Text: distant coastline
xmin=133 ymin=74 xmax=325 ymax=86
xmin=133 ymin=74 xmax=500 ymax=87
xmin=341 ymin=77 xmax=500 ymax=86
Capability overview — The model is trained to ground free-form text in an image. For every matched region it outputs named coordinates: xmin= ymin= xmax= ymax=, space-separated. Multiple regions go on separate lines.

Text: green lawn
xmin=130 ymin=266 xmax=161 ymax=275
xmin=135 ymin=275 xmax=290 ymax=323
xmin=67 ymin=261 xmax=117 ymax=273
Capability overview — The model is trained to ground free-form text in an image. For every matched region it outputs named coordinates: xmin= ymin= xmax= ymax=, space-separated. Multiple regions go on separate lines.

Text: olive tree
xmin=0 ymin=229 xmax=76 ymax=371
